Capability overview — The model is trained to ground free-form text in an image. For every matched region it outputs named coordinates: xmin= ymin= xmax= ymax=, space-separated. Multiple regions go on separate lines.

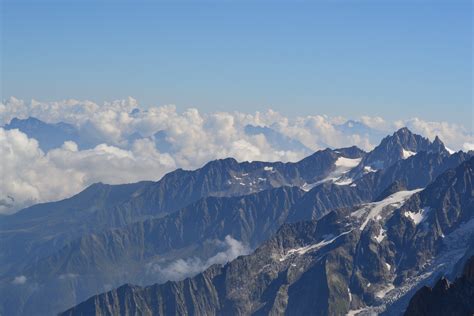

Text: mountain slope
xmin=61 ymin=212 xmax=356 ymax=316
xmin=3 ymin=128 xmax=471 ymax=316
xmin=1 ymin=146 xmax=364 ymax=274
xmin=404 ymin=256 xmax=474 ymax=316
xmin=347 ymin=127 xmax=447 ymax=180
xmin=1 ymin=187 xmax=305 ymax=316
xmin=61 ymin=157 xmax=474 ymax=316
xmin=287 ymin=148 xmax=469 ymax=222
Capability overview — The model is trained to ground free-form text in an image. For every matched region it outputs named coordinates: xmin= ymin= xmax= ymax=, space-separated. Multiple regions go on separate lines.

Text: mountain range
xmin=1 ymin=127 xmax=473 ymax=316
xmin=2 ymin=116 xmax=396 ymax=156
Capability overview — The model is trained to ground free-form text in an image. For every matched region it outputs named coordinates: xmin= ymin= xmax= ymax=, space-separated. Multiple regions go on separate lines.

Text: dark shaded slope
xmin=404 ymin=256 xmax=474 ymax=316
xmin=61 ymin=212 xmax=356 ymax=316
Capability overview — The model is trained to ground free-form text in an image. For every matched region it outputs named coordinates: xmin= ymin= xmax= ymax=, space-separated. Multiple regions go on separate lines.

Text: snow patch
xmin=263 ymin=166 xmax=274 ymax=171
xmin=402 ymin=149 xmax=416 ymax=159
xmin=374 ymin=228 xmax=386 ymax=243
xmin=375 ymin=283 xmax=394 ymax=298
xmin=404 ymin=207 xmax=430 ymax=225
xmin=346 ymin=308 xmax=367 ymax=316
xmin=279 ymin=230 xmax=352 ymax=262
xmin=445 ymin=147 xmax=455 ymax=155
xmin=335 ymin=156 xmax=362 ymax=169
xmin=355 ymin=218 xmax=474 ymax=315
xmin=300 ymin=156 xmax=361 ymax=190
xmin=364 ymin=166 xmax=377 ymax=173
xmin=301 ymin=182 xmax=317 ymax=192
xmin=358 ymin=189 xmax=422 ymax=231
xmin=335 ymin=178 xmax=354 ymax=186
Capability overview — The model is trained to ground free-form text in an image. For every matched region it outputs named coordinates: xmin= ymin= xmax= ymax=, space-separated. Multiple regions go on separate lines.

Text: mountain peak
xmin=429 ymin=135 xmax=447 ymax=153
xmin=7 ymin=116 xmax=45 ymax=127
xmin=390 ymin=127 xmax=422 ymax=146
xmin=394 ymin=126 xmax=412 ymax=136
xmin=347 ymin=128 xmax=448 ymax=178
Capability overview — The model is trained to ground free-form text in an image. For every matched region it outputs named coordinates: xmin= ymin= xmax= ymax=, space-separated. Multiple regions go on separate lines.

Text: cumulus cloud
xmin=146 ymin=235 xmax=250 ymax=282
xmin=12 ymin=275 xmax=27 ymax=285
xmin=0 ymin=128 xmax=175 ymax=214
xmin=1 ymin=97 xmax=472 ymax=213
xmin=399 ymin=118 xmax=474 ymax=152
xmin=360 ymin=116 xmax=390 ymax=131
xmin=463 ymin=143 xmax=474 ymax=151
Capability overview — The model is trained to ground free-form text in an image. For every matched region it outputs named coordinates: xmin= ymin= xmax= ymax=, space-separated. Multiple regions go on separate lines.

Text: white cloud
xmin=146 ymin=235 xmax=249 ymax=282
xmin=1 ymin=97 xmax=472 ymax=213
xmin=463 ymin=143 xmax=474 ymax=151
xmin=360 ymin=116 xmax=390 ymax=130
xmin=401 ymin=118 xmax=473 ymax=151
xmin=12 ymin=275 xmax=27 ymax=285
xmin=0 ymin=128 xmax=176 ymax=214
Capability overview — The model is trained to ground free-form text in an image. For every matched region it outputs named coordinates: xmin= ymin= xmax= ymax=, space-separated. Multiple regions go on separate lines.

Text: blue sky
xmin=1 ymin=0 xmax=472 ymax=127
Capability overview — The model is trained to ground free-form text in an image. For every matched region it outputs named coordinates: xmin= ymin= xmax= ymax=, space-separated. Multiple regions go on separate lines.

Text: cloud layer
xmin=1 ymin=97 xmax=472 ymax=214
xmin=145 ymin=235 xmax=250 ymax=282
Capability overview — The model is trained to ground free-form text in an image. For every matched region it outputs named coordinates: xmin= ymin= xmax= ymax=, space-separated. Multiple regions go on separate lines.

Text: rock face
xmin=2 ymin=127 xmax=473 ymax=316
xmin=287 ymin=145 xmax=469 ymax=222
xmin=61 ymin=157 xmax=474 ymax=316
xmin=0 ymin=146 xmax=364 ymax=315
xmin=0 ymin=147 xmax=360 ymax=275
xmin=348 ymin=127 xmax=436 ymax=177
xmin=61 ymin=213 xmax=357 ymax=316
xmin=404 ymin=256 xmax=474 ymax=316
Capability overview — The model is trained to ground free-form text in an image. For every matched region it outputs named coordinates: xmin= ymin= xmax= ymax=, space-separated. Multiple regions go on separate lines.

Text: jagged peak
xmin=377 ymin=127 xmax=418 ymax=146
xmin=374 ymin=127 xmax=447 ymax=154
xmin=428 ymin=135 xmax=447 ymax=153
xmin=433 ymin=135 xmax=443 ymax=143
xmin=394 ymin=126 xmax=412 ymax=136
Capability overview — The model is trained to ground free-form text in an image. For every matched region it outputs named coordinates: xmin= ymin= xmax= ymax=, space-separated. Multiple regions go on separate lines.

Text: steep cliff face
xmin=61 ymin=213 xmax=357 ymax=316
xmin=404 ymin=256 xmax=474 ymax=316
xmin=347 ymin=127 xmax=445 ymax=179
xmin=61 ymin=158 xmax=474 ymax=316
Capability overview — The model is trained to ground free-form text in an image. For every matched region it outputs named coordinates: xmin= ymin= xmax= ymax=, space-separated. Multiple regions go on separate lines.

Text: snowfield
xmin=356 ymin=189 xmax=423 ymax=231
xmin=301 ymin=156 xmax=361 ymax=191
